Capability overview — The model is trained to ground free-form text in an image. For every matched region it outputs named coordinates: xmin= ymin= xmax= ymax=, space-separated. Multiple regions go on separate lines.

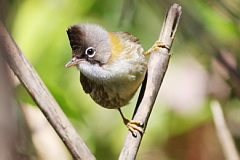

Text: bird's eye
xmin=85 ymin=47 xmax=95 ymax=58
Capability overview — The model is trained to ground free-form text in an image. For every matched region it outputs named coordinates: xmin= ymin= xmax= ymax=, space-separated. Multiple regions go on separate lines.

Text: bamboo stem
xmin=119 ymin=4 xmax=182 ymax=159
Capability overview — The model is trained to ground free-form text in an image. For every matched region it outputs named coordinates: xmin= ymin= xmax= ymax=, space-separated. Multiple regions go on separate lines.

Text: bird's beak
xmin=64 ymin=57 xmax=81 ymax=68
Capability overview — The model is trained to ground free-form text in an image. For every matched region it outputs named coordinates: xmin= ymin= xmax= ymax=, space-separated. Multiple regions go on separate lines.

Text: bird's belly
xmin=89 ymin=82 xmax=139 ymax=109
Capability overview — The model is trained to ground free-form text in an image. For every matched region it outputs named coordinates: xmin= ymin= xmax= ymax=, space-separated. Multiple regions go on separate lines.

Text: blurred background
xmin=0 ymin=0 xmax=240 ymax=159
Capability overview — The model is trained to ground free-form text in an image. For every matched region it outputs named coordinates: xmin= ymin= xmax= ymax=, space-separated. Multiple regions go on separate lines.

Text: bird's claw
xmin=125 ymin=120 xmax=145 ymax=137
xmin=118 ymin=109 xmax=144 ymax=137
xmin=145 ymin=41 xmax=170 ymax=55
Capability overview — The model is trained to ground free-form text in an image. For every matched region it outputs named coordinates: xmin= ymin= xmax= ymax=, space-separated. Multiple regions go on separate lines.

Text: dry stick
xmin=211 ymin=101 xmax=240 ymax=160
xmin=119 ymin=4 xmax=182 ymax=160
xmin=0 ymin=22 xmax=96 ymax=160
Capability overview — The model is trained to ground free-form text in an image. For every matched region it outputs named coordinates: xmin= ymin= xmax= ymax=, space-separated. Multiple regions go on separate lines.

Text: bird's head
xmin=65 ymin=23 xmax=114 ymax=68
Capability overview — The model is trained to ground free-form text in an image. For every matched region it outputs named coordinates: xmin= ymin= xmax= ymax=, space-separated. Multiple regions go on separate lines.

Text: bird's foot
xmin=145 ymin=41 xmax=170 ymax=55
xmin=124 ymin=119 xmax=144 ymax=137
xmin=118 ymin=108 xmax=144 ymax=137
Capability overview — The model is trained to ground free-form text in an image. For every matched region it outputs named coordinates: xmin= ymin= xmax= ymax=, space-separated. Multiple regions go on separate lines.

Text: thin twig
xmin=0 ymin=22 xmax=96 ymax=160
xmin=211 ymin=101 xmax=240 ymax=160
xmin=119 ymin=4 xmax=182 ymax=159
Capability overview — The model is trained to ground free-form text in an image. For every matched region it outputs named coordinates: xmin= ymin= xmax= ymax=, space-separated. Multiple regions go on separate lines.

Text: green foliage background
xmin=3 ymin=0 xmax=240 ymax=159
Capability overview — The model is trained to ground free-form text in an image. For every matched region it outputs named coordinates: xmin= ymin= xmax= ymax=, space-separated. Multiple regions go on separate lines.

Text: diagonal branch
xmin=0 ymin=22 xmax=96 ymax=160
xmin=119 ymin=4 xmax=182 ymax=159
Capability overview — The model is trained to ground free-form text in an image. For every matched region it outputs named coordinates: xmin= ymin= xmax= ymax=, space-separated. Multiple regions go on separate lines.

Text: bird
xmin=65 ymin=23 xmax=147 ymax=136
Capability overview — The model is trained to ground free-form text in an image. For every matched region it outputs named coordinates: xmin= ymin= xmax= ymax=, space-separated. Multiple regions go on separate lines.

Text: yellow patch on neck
xmin=108 ymin=32 xmax=124 ymax=63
